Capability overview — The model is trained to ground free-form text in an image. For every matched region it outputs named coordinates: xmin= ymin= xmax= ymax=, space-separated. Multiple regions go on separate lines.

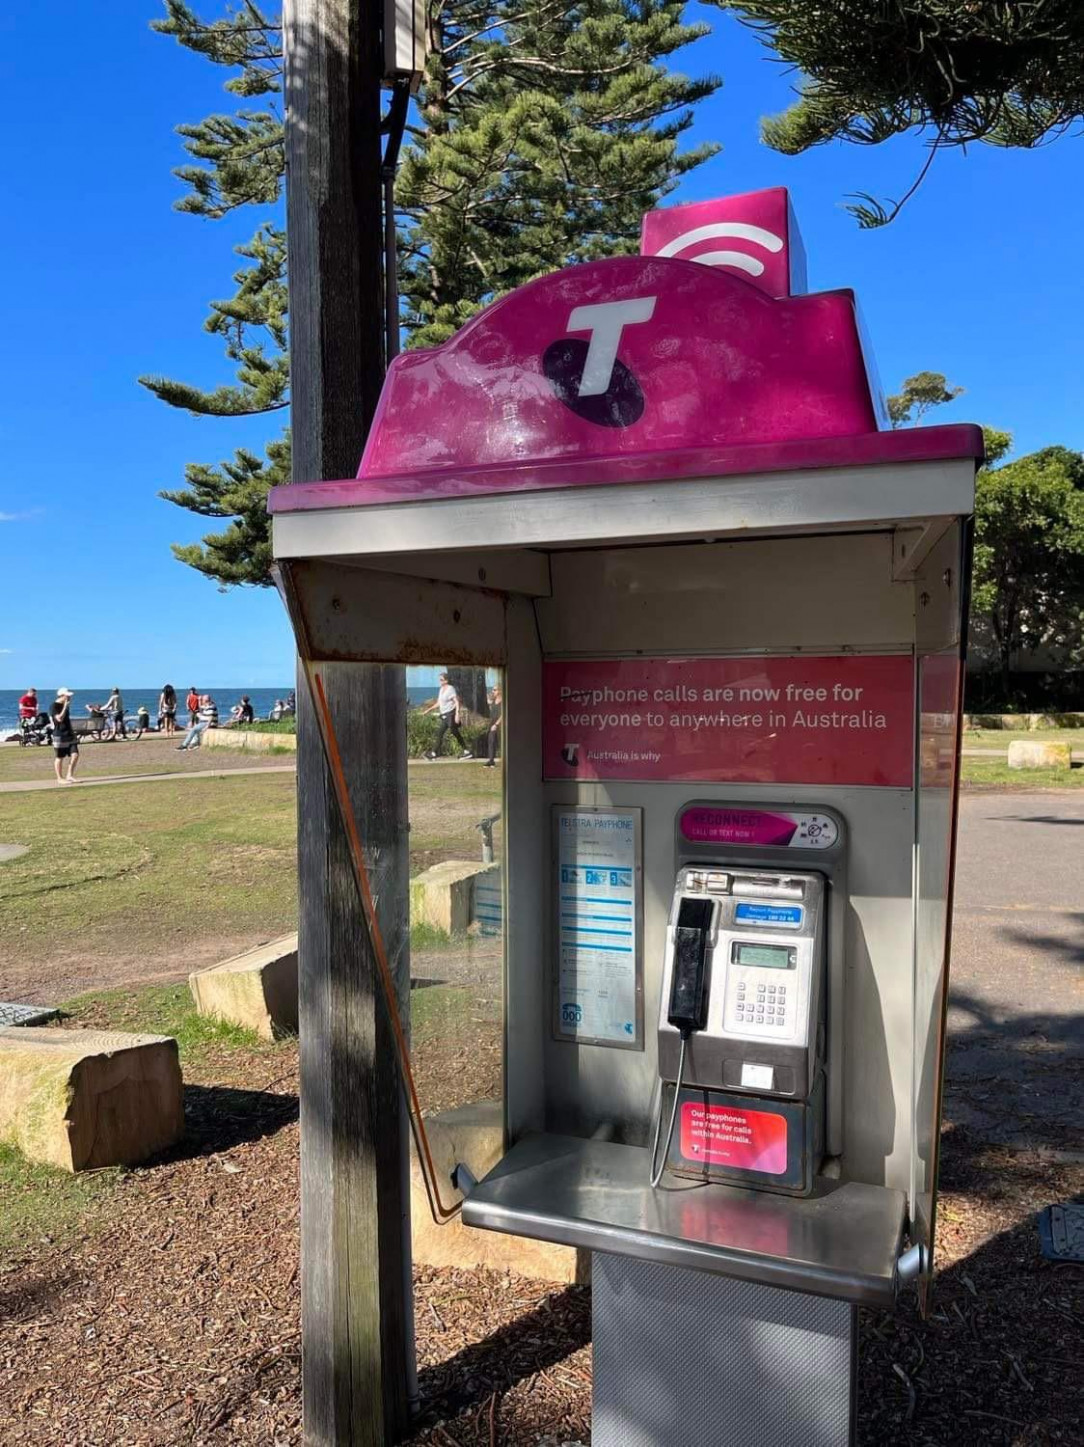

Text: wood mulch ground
xmin=0 ymin=1036 xmax=1080 ymax=1445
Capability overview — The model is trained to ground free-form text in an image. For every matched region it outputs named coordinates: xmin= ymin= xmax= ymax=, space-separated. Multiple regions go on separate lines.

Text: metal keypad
xmin=732 ymin=972 xmax=791 ymax=1032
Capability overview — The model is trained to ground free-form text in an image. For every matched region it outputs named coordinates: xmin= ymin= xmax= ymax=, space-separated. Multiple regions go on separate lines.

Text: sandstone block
xmin=0 ymin=1027 xmax=183 ymax=1172
xmin=202 ymin=728 xmax=296 ymax=752
xmin=1007 ymin=740 xmax=1072 ymax=771
xmin=411 ymin=1100 xmax=585 ymax=1283
xmin=189 ymin=934 xmax=299 ymax=1041
xmin=410 ymin=860 xmax=499 ymax=937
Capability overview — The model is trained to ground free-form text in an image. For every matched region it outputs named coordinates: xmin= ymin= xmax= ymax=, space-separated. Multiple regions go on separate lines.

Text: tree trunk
xmin=448 ymin=666 xmax=490 ymax=718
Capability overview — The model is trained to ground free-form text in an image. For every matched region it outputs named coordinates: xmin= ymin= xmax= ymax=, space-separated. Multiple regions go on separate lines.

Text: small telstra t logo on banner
xmin=543 ymin=296 xmax=656 ymax=427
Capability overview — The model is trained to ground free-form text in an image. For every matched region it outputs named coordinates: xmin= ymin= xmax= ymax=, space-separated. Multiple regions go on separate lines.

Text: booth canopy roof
xmin=269 ymin=254 xmax=983 ymax=516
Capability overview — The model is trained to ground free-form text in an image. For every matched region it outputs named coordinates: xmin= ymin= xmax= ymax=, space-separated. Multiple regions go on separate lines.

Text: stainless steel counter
xmin=462 ymin=1133 xmax=906 ymax=1308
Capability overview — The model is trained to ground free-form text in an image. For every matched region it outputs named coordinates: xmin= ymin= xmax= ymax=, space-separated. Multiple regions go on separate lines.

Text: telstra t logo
xmin=543 ymin=296 xmax=656 ymax=427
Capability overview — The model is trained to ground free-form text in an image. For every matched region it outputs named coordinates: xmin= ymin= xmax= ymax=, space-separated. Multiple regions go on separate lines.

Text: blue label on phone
xmin=735 ymin=902 xmax=803 ymax=926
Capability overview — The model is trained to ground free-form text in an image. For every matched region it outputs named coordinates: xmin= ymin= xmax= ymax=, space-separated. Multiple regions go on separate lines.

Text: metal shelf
xmin=462 ymin=1133 xmax=906 ymax=1308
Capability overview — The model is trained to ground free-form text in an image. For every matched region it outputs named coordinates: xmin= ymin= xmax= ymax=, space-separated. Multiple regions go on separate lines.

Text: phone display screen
xmin=734 ymin=942 xmax=794 ymax=970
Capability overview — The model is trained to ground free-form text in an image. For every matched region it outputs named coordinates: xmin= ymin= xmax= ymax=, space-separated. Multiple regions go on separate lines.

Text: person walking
xmin=103 ymin=687 xmax=127 ymax=741
xmin=159 ymin=684 xmax=178 ymax=737
xmin=484 ymin=685 xmax=502 ymax=767
xmin=421 ymin=672 xmax=472 ymax=759
xmin=50 ymin=688 xmax=80 ymax=784
xmin=186 ymin=686 xmax=200 ymax=728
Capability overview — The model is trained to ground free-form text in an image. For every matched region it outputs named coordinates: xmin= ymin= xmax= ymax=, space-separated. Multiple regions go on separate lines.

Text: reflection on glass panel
xmin=407 ymin=666 xmax=504 ymax=1118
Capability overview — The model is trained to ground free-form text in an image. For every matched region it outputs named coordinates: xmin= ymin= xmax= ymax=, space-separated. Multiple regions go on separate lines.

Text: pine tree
xmin=147 ymin=2 xmax=719 ymax=585
xmin=399 ymin=2 xmax=719 ymax=345
xmin=713 ymin=2 xmax=1084 ymax=226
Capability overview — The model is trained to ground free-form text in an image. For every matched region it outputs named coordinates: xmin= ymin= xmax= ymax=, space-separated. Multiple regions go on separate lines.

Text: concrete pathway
xmin=947 ymin=789 xmax=1083 ymax=1155
xmin=0 ymin=764 xmax=296 ymax=794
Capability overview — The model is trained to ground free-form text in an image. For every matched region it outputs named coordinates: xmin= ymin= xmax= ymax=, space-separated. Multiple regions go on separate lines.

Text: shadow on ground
xmin=140 ymin=1083 xmax=300 ymax=1167
xmin=416 ymin=1284 xmax=591 ymax=1429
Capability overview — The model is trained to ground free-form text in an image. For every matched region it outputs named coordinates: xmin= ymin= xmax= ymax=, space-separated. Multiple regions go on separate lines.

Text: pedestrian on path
xmin=50 ymin=688 xmax=79 ymax=784
xmin=186 ymin=686 xmax=200 ymax=728
xmin=103 ymin=687 xmax=127 ymax=741
xmin=485 ymin=686 xmax=502 ymax=768
xmin=159 ymin=684 xmax=178 ymax=737
xmin=421 ymin=673 xmax=473 ymax=759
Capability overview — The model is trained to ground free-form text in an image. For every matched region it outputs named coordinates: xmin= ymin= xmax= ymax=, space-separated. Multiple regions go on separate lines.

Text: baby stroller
xmin=19 ymin=711 xmax=53 ymax=747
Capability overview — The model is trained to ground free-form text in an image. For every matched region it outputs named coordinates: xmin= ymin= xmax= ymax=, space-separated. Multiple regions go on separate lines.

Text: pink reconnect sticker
xmin=680 ymin=807 xmax=838 ymax=849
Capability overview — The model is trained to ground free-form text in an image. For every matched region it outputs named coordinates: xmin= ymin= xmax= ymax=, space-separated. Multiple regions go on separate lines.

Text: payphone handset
xmin=653 ymin=865 xmax=828 ymax=1195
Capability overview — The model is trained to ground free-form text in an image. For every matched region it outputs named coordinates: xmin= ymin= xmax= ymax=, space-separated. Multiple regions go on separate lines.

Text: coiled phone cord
xmin=649 ymin=1032 xmax=688 ymax=1188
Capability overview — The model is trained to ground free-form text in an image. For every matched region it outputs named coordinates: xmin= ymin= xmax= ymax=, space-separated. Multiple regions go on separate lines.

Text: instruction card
xmin=554 ymin=807 xmax=643 ymax=1049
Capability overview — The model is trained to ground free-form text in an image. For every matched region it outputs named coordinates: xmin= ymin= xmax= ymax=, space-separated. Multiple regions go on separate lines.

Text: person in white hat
xmin=50 ymin=688 xmax=80 ymax=784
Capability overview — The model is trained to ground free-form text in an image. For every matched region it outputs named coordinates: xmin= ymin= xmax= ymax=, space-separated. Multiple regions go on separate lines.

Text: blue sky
xmin=2 ymin=5 xmax=1081 ymax=689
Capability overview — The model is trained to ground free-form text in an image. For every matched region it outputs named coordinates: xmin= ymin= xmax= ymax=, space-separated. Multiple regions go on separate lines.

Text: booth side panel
xmin=912 ymin=522 xmax=970 ymax=1297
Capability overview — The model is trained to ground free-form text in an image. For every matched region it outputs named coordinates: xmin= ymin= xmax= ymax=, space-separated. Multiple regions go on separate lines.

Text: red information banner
xmin=680 ymin=1100 xmax=788 ymax=1175
xmin=543 ymin=655 xmax=914 ymax=787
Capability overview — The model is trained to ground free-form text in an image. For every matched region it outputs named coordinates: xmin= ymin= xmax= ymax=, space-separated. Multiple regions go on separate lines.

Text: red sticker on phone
xmin=679 ymin=1100 xmax=787 ymax=1175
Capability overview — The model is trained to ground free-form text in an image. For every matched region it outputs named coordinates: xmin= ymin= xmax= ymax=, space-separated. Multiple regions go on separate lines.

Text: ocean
xmin=0 ymin=683 xmax=437 ymax=735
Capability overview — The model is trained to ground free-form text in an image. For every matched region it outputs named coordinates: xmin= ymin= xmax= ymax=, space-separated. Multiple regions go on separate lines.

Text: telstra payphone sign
xmin=544 ymin=655 xmax=914 ymax=786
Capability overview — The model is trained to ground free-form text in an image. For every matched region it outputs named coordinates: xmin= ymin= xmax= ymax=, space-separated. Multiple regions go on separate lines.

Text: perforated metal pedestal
xmin=593 ymin=1252 xmax=855 ymax=1447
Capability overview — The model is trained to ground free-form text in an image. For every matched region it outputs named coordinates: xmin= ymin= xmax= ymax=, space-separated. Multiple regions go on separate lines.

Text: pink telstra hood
xmin=269 ymin=188 xmax=983 ymax=514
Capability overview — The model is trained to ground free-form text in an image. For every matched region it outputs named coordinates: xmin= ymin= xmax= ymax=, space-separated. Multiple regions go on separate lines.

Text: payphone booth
xmin=271 ymin=187 xmax=982 ymax=1446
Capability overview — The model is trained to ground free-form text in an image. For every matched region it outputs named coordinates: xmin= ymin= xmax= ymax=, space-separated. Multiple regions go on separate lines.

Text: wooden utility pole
xmin=283 ymin=3 xmax=412 ymax=1443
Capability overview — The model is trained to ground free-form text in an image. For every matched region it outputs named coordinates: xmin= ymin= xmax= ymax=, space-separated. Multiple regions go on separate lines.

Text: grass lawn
xmin=0 ymin=1144 xmax=124 ymax=1257
xmin=407 ymin=759 xmax=502 ymax=864
xmin=0 ymin=773 xmax=299 ymax=1001
xmin=961 ymin=756 xmax=1084 ymax=788
xmin=0 ymin=759 xmax=499 ymax=1005
xmin=963 ymin=726 xmax=1083 ymax=751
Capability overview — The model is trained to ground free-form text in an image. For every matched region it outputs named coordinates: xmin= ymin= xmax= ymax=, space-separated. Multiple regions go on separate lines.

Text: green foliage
xmin=409 ymin=918 xmax=453 ymax=951
xmin=714 ymin=2 xmax=1084 ymax=224
xmin=972 ymin=448 xmax=1084 ymax=693
xmin=157 ymin=433 xmax=289 ymax=586
xmin=243 ymin=715 xmax=297 ymax=733
xmin=980 ymin=426 xmax=1013 ymax=469
xmin=886 ymin=370 xmax=1083 ymax=692
xmin=887 ymin=371 xmax=964 ymax=428
xmin=148 ymin=2 xmax=720 ymax=583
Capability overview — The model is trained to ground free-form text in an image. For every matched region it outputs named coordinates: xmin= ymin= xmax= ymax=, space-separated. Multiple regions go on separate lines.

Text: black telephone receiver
xmin=668 ymin=896 xmax=714 ymax=1036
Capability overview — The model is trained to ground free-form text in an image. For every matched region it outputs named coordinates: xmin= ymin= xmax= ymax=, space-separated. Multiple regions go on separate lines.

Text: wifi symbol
xmin=654 ymin=222 xmax=785 ymax=279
